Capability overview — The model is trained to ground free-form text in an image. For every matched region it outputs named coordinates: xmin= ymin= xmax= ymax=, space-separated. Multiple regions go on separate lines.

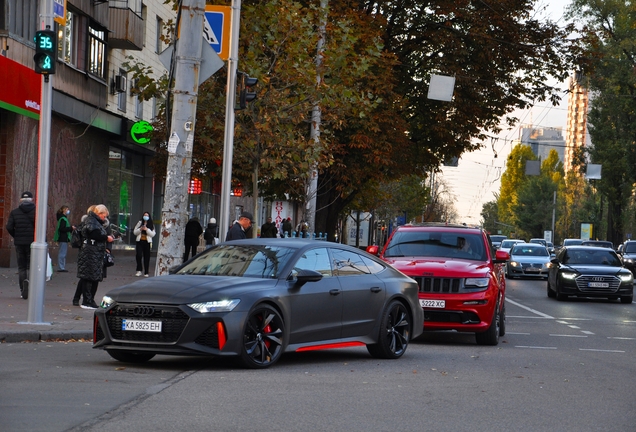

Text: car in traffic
xmin=366 ymin=224 xmax=509 ymax=345
xmin=93 ymin=239 xmax=424 ymax=368
xmin=490 ymin=235 xmax=507 ymax=249
xmin=529 ymin=238 xmax=547 ymax=247
xmin=499 ymin=239 xmax=525 ymax=255
xmin=547 ymin=245 xmax=633 ymax=303
xmin=562 ymin=238 xmax=584 ymax=247
xmin=581 ymin=240 xmax=614 ymax=249
xmin=506 ymin=243 xmax=551 ymax=279
xmin=618 ymin=240 xmax=636 ymax=275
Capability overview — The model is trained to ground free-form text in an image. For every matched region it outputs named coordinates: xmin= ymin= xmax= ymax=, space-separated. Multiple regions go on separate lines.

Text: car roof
xmin=562 ymin=245 xmax=616 ymax=252
xmin=395 ymin=223 xmax=483 ymax=234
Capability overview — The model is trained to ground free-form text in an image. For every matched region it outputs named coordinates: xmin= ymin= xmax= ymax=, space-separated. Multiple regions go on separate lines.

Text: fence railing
xmin=281 ymin=231 xmax=328 ymax=240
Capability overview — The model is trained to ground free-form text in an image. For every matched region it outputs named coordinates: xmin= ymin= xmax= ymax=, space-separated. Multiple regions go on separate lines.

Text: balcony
xmin=108 ymin=7 xmax=144 ymax=50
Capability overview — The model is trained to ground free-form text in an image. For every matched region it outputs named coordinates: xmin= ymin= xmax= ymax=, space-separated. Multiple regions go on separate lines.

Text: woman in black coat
xmin=77 ymin=205 xmax=113 ymax=309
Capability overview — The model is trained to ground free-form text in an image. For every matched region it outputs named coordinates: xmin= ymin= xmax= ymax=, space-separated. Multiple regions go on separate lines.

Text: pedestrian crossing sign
xmin=204 ymin=6 xmax=231 ymax=60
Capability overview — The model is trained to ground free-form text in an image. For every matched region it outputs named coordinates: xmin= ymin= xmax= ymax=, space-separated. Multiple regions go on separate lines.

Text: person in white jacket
xmin=133 ymin=212 xmax=156 ymax=277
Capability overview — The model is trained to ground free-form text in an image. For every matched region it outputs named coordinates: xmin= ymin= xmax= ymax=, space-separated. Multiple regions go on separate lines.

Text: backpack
xmin=70 ymin=226 xmax=83 ymax=248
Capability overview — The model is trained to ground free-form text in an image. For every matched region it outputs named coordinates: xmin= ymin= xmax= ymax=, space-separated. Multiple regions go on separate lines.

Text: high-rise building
xmin=564 ymin=72 xmax=591 ymax=173
xmin=519 ymin=125 xmax=566 ymax=163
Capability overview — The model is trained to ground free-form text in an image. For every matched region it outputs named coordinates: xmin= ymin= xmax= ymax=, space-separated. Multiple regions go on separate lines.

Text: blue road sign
xmin=204 ymin=6 xmax=231 ymax=60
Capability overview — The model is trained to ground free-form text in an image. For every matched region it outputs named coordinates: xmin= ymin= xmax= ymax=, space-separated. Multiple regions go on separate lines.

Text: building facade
xmin=519 ymin=125 xmax=566 ymax=163
xmin=564 ymin=73 xmax=591 ymax=174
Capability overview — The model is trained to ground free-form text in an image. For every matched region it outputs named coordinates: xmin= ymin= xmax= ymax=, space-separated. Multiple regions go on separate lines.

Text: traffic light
xmin=237 ymin=71 xmax=258 ymax=109
xmin=33 ymin=29 xmax=57 ymax=75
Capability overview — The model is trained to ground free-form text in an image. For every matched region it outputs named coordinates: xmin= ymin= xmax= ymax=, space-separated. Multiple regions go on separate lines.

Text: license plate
xmin=588 ymin=282 xmax=609 ymax=288
xmin=525 ymin=267 xmax=540 ymax=273
xmin=420 ymin=299 xmax=445 ymax=308
xmin=122 ymin=319 xmax=162 ymax=332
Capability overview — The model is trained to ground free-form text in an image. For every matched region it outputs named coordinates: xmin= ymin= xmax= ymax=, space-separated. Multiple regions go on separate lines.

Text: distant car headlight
xmin=509 ymin=261 xmax=520 ymax=267
xmin=100 ymin=296 xmax=115 ymax=308
xmin=624 ymin=258 xmax=633 ymax=263
xmin=561 ymin=271 xmax=577 ymax=280
xmin=464 ymin=278 xmax=490 ymax=289
xmin=188 ymin=299 xmax=241 ymax=313
xmin=619 ymin=273 xmax=633 ymax=283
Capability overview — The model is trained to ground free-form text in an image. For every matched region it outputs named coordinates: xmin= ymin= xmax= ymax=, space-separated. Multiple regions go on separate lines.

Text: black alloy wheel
xmin=475 ymin=300 xmax=500 ymax=346
xmin=240 ymin=304 xmax=284 ymax=369
xmin=367 ymin=300 xmax=411 ymax=359
xmin=107 ymin=350 xmax=156 ymax=363
xmin=555 ymin=278 xmax=567 ymax=301
xmin=621 ymin=295 xmax=633 ymax=304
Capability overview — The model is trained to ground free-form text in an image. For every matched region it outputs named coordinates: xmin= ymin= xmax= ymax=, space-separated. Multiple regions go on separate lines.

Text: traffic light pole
xmin=218 ymin=0 xmax=242 ymax=240
xmin=155 ymin=0 xmax=206 ymax=275
xmin=24 ymin=0 xmax=54 ymax=324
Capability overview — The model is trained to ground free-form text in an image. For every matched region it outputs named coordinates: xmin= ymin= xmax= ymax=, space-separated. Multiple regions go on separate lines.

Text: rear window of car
xmin=501 ymin=240 xmax=520 ymax=248
xmin=383 ymin=231 xmax=487 ymax=261
xmin=624 ymin=242 xmax=636 ymax=253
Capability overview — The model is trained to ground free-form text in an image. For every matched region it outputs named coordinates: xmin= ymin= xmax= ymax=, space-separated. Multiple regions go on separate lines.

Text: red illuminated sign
xmin=188 ymin=178 xmax=202 ymax=194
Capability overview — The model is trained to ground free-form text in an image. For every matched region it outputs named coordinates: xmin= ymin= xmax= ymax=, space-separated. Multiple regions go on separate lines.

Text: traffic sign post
xmin=204 ymin=6 xmax=231 ymax=60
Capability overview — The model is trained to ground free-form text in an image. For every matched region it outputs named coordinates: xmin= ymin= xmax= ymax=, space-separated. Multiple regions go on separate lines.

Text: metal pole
xmin=218 ymin=0 xmax=242 ymax=240
xmin=23 ymin=0 xmax=54 ymax=324
xmin=551 ymin=190 xmax=556 ymax=240
xmin=155 ymin=0 xmax=206 ymax=275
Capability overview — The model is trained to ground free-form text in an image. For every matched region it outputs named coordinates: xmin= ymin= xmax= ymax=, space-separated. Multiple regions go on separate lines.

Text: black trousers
xmin=135 ymin=241 xmax=151 ymax=274
xmin=183 ymin=244 xmax=198 ymax=261
xmin=74 ymin=279 xmax=98 ymax=304
xmin=15 ymin=244 xmax=30 ymax=292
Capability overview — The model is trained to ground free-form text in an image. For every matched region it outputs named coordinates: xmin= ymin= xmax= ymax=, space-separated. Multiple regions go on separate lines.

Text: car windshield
xmin=511 ymin=245 xmax=549 ymax=257
xmin=384 ymin=231 xmax=486 ymax=261
xmin=490 ymin=235 xmax=506 ymax=242
xmin=501 ymin=240 xmax=520 ymax=248
xmin=624 ymin=243 xmax=636 ymax=253
xmin=562 ymin=249 xmax=622 ymax=266
xmin=176 ymin=244 xmax=296 ymax=278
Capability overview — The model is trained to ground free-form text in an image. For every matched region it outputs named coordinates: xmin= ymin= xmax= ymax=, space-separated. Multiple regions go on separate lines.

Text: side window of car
xmin=361 ymin=255 xmax=386 ymax=274
xmin=331 ymin=249 xmax=370 ymax=276
xmin=291 ymin=248 xmax=333 ymax=277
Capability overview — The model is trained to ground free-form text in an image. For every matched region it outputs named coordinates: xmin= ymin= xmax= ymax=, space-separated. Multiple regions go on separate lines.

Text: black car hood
xmin=562 ymin=264 xmax=628 ymax=275
xmin=104 ymin=275 xmax=279 ymax=304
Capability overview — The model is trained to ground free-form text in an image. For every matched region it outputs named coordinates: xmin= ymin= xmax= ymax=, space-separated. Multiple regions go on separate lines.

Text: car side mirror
xmin=494 ymin=249 xmax=509 ymax=263
xmin=293 ymin=269 xmax=323 ymax=286
xmin=550 ymin=258 xmax=559 ymax=265
xmin=366 ymin=245 xmax=379 ymax=255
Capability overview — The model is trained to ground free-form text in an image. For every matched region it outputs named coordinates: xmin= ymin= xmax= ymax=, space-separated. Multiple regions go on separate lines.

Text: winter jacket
xmin=133 ymin=220 xmax=156 ymax=245
xmin=226 ymin=222 xmax=246 ymax=241
xmin=184 ymin=219 xmax=203 ymax=246
xmin=260 ymin=222 xmax=278 ymax=238
xmin=53 ymin=214 xmax=72 ymax=242
xmin=77 ymin=212 xmax=108 ymax=281
xmin=204 ymin=223 xmax=218 ymax=245
xmin=6 ymin=201 xmax=36 ymax=245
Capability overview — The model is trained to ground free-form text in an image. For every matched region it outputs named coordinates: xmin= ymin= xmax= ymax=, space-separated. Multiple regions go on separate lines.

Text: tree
xmin=498 ymin=144 xmax=537 ymax=228
xmin=481 ymin=199 xmax=499 ymax=235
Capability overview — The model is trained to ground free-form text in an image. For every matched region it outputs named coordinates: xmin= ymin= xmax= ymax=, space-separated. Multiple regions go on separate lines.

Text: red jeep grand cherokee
xmin=368 ymin=224 xmax=510 ymax=345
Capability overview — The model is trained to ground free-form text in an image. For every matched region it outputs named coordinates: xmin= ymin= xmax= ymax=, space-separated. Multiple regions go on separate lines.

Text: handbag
xmin=104 ymin=250 xmax=115 ymax=267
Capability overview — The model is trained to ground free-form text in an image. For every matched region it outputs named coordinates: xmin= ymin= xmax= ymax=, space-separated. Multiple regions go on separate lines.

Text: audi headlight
xmin=464 ymin=278 xmax=490 ymax=290
xmin=100 ymin=295 xmax=115 ymax=309
xmin=619 ymin=273 xmax=633 ymax=283
xmin=561 ymin=271 xmax=577 ymax=280
xmin=188 ymin=299 xmax=241 ymax=313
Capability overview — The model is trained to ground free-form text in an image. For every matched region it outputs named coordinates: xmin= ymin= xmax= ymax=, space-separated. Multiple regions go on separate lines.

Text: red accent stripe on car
xmin=295 ymin=341 xmax=365 ymax=352
xmin=217 ymin=322 xmax=227 ymax=350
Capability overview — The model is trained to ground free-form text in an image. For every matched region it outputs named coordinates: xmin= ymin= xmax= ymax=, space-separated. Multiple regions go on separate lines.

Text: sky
xmin=439 ymin=0 xmax=573 ymax=227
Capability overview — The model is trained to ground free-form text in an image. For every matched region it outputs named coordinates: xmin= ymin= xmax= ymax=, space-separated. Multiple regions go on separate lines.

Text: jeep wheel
xmin=476 ymin=302 xmax=500 ymax=346
xmin=499 ymin=304 xmax=506 ymax=337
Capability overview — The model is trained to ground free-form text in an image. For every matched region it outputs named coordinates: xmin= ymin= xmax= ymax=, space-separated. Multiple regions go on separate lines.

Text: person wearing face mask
xmin=53 ymin=205 xmax=75 ymax=272
xmin=133 ymin=212 xmax=156 ymax=277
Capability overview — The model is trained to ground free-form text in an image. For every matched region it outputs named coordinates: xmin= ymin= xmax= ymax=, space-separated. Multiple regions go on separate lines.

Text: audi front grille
xmin=575 ymin=275 xmax=620 ymax=293
xmin=106 ymin=304 xmax=190 ymax=343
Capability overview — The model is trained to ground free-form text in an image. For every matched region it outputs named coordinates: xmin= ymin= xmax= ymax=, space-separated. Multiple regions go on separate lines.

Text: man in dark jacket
xmin=260 ymin=217 xmax=278 ymax=238
xmin=6 ymin=191 xmax=36 ymax=299
xmin=183 ymin=217 xmax=203 ymax=261
xmin=281 ymin=217 xmax=293 ymax=238
xmin=226 ymin=211 xmax=253 ymax=241
xmin=204 ymin=217 xmax=219 ymax=249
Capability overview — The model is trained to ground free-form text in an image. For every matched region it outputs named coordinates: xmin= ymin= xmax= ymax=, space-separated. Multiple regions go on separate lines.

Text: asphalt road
xmin=1 ymin=277 xmax=634 ymax=432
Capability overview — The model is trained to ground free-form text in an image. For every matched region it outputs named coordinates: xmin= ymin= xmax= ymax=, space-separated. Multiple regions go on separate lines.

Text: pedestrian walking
xmin=183 ymin=216 xmax=203 ymax=261
xmin=282 ymin=217 xmax=293 ymax=238
xmin=72 ymin=206 xmax=92 ymax=306
xmin=226 ymin=211 xmax=253 ymax=241
xmin=77 ymin=204 xmax=113 ymax=309
xmin=6 ymin=191 xmax=36 ymax=299
xmin=53 ymin=205 xmax=74 ymax=272
xmin=204 ymin=217 xmax=218 ymax=249
xmin=260 ymin=217 xmax=278 ymax=238
xmin=133 ymin=212 xmax=155 ymax=277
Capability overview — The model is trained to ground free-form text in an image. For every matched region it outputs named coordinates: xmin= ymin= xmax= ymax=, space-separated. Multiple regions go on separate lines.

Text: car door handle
xmin=370 ymin=287 xmax=382 ymax=293
xmin=329 ymin=289 xmax=341 ymax=296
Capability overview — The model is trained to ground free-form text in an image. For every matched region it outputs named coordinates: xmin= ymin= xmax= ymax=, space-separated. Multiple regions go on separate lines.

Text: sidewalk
xmin=0 ymin=250 xmax=154 ymax=343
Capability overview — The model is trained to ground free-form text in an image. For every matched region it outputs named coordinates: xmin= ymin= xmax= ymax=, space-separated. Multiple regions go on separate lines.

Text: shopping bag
xmin=46 ymin=254 xmax=53 ymax=281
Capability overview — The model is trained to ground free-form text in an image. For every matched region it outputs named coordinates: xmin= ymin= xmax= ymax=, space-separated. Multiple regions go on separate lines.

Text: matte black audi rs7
xmin=93 ymin=239 xmax=423 ymax=368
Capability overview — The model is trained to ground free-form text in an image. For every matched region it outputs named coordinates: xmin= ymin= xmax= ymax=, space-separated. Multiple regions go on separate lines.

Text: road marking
xmin=506 ymin=298 xmax=554 ymax=319
xmin=608 ymin=337 xmax=635 ymax=340
xmin=550 ymin=334 xmax=587 ymax=338
xmin=558 ymin=318 xmax=592 ymax=321
xmin=508 ymin=315 xmax=552 ymax=319
xmin=568 ymin=325 xmax=580 ymax=329
xmin=506 ymin=332 xmax=530 ymax=335
xmin=515 ymin=346 xmax=557 ymax=349
xmin=556 ymin=320 xmax=569 ymax=324
xmin=581 ymin=331 xmax=595 ymax=335
xmin=623 ymin=320 xmax=636 ymax=323
xmin=579 ymin=348 xmax=624 ymax=353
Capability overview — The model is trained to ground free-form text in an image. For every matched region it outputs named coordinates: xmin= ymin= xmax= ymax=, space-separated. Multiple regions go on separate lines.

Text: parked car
xmin=499 ymin=239 xmax=525 ymax=255
xmin=506 ymin=243 xmax=551 ymax=279
xmin=490 ymin=235 xmax=507 ymax=249
xmin=618 ymin=240 xmax=636 ymax=275
xmin=93 ymin=239 xmax=424 ymax=368
xmin=366 ymin=224 xmax=509 ymax=345
xmin=581 ymin=240 xmax=614 ymax=249
xmin=547 ymin=246 xmax=633 ymax=303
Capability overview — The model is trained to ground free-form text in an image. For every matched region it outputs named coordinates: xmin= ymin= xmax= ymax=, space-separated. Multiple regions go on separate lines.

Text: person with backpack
xmin=6 ymin=191 xmax=36 ymax=299
xmin=53 ymin=205 xmax=75 ymax=272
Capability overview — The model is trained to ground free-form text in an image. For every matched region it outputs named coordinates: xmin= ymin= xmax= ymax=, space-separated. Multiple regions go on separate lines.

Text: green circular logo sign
xmin=130 ymin=121 xmax=154 ymax=144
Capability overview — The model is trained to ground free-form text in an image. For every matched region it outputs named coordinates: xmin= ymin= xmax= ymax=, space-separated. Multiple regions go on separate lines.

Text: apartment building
xmin=564 ymin=72 xmax=591 ymax=174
